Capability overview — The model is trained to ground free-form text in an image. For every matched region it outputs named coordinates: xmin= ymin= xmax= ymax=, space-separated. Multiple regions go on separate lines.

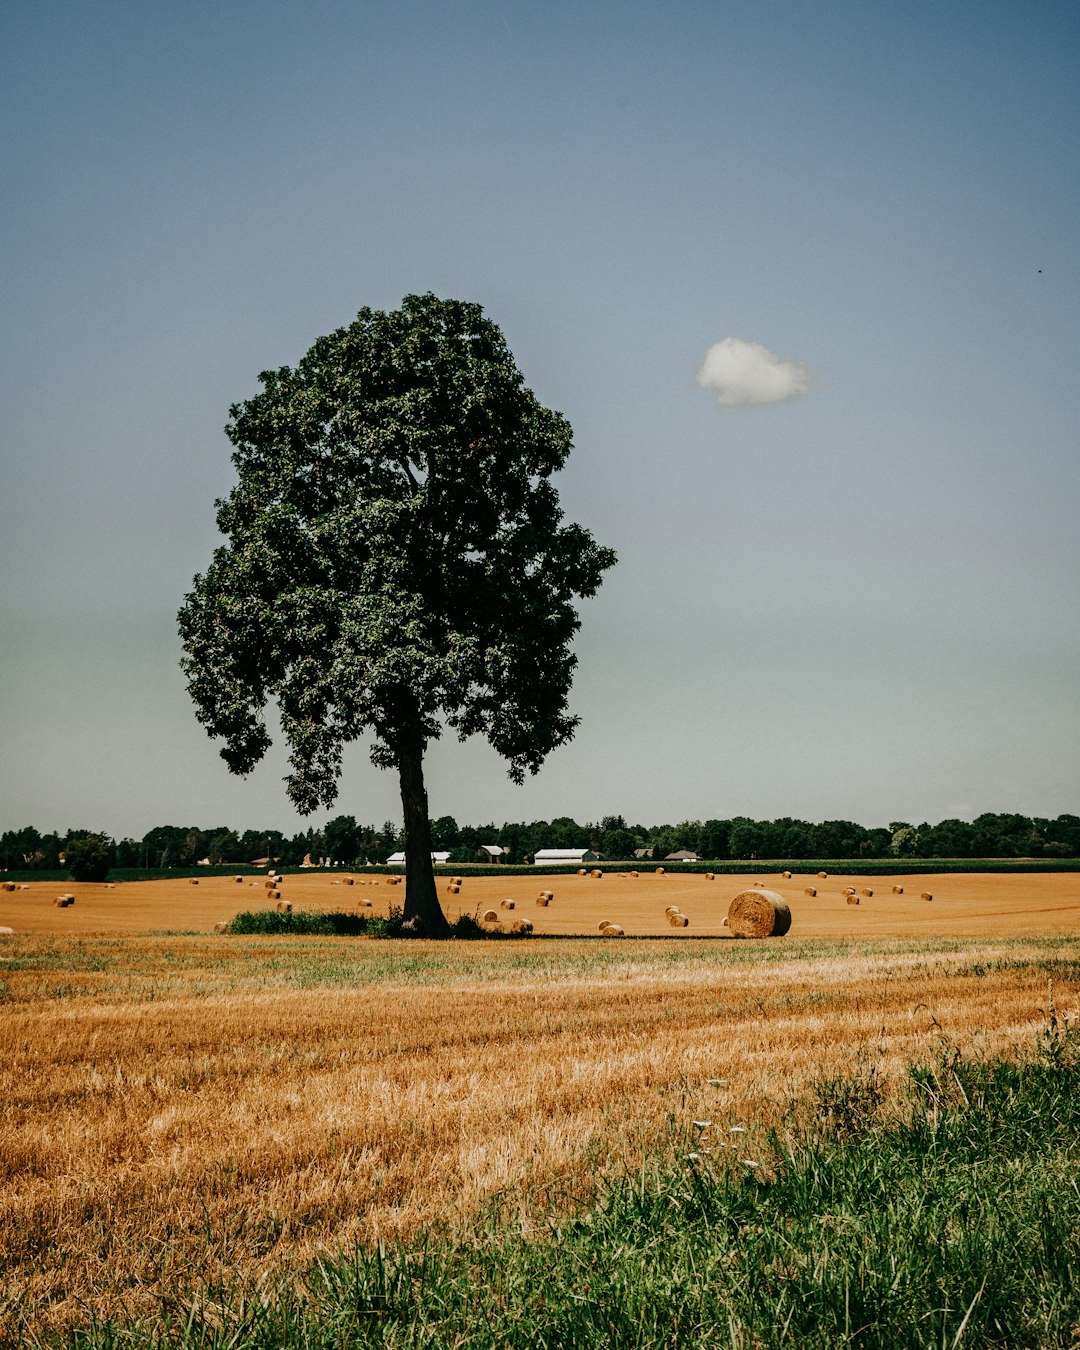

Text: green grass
xmin=27 ymin=1022 xmax=1079 ymax=1349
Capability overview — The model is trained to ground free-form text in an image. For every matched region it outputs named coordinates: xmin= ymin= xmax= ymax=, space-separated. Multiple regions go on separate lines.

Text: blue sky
xmin=2 ymin=0 xmax=1078 ymax=837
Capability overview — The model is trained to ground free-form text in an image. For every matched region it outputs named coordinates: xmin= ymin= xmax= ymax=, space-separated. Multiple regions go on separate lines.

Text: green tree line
xmin=3 ymin=812 xmax=1078 ymax=873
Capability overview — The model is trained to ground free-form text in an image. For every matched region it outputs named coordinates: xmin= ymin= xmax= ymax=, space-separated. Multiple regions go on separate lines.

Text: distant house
xmin=665 ymin=850 xmax=699 ymax=862
xmin=385 ymin=851 xmax=451 ymax=866
xmin=532 ymin=848 xmax=599 ymax=866
xmin=633 ymin=847 xmax=654 ymax=859
xmin=250 ymin=856 xmax=271 ymax=868
xmin=476 ymin=844 xmax=505 ymax=862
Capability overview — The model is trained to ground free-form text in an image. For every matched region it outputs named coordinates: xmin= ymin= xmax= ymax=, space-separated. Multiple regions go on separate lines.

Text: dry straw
xmin=1 ymin=881 xmax=14 ymax=892
xmin=782 ymin=871 xmax=793 ymax=879
xmin=578 ymin=868 xmax=587 ymax=876
xmin=189 ymin=879 xmax=199 ymax=886
xmin=535 ymin=895 xmax=550 ymax=906
xmin=448 ymin=884 xmax=461 ymax=894
xmin=726 ymin=888 xmax=792 ymax=938
xmin=921 ymin=892 xmax=933 ymax=902
xmin=509 ymin=918 xmax=533 ymax=934
xmin=500 ymin=899 xmax=515 ymax=910
xmin=213 ymin=921 xmax=230 ymax=933
xmin=706 ymin=873 xmax=715 ymax=881
xmin=860 ymin=888 xmax=874 ymax=897
xmin=804 ymin=887 xmax=817 ymax=897
xmin=818 ymin=871 xmax=828 ymax=879
xmin=892 ymin=885 xmax=905 ymax=894
xmin=591 ymin=869 xmax=603 ymax=878
xmin=358 ymin=898 xmax=372 ymax=908
xmin=846 ymin=894 xmax=860 ymax=906
xmin=234 ymin=876 xmax=243 ymax=884
xmin=268 ymin=889 xmax=281 ymax=900
xmin=344 ymin=878 xmax=355 ymax=886
xmin=600 ymin=923 xmax=625 ymax=936
xmin=655 ymin=867 xmax=665 ymax=875
xmin=482 ymin=909 xmax=499 ymax=924
xmin=275 ymin=900 xmax=292 ymax=913
xmin=669 ymin=913 xmax=689 ymax=928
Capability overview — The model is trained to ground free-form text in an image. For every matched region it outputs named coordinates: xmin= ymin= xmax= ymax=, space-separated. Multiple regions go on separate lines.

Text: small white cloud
xmin=695 ymin=336 xmax=811 ymax=409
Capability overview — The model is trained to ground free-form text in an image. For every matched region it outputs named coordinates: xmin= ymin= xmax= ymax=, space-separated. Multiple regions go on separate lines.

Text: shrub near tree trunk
xmin=178 ymin=294 xmax=615 ymax=935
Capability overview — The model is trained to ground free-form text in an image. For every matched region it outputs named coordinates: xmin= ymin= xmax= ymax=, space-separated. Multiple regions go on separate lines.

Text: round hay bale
xmin=804 ymin=887 xmax=817 ymax=897
xmin=631 ymin=870 xmax=639 ymax=877
xmin=448 ymin=884 xmax=461 ymax=894
xmin=591 ymin=869 xmax=602 ymax=878
xmin=600 ymin=923 xmax=625 ymax=936
xmin=275 ymin=900 xmax=292 ymax=912
xmin=264 ymin=879 xmax=277 ymax=889
xmin=234 ymin=876 xmax=243 ymax=883
xmin=344 ymin=877 xmax=355 ymax=886
xmin=452 ymin=877 xmax=463 ymax=886
xmin=578 ymin=868 xmax=587 ymax=876
xmin=500 ymin=898 xmax=515 ymax=910
xmin=213 ymin=921 xmax=230 ymax=933
xmin=921 ymin=891 xmax=933 ymax=902
xmin=189 ymin=879 xmax=199 ymax=886
xmin=540 ymin=889 xmax=553 ymax=900
xmin=860 ymin=888 xmax=873 ymax=897
xmin=482 ymin=909 xmax=499 ymax=923
xmin=664 ymin=904 xmax=682 ymax=917
xmin=846 ymin=893 xmax=860 ymax=905
xmin=669 ymin=913 xmax=689 ymax=927
xmin=510 ymin=919 xmax=534 ymax=934
xmin=817 ymin=871 xmax=828 ymax=879
xmin=726 ymin=889 xmax=791 ymax=938
xmin=844 ymin=886 xmax=856 ymax=895
xmin=655 ymin=867 xmax=665 ymax=875
xmin=358 ymin=897 xmax=372 ymax=908
xmin=535 ymin=895 xmax=550 ymax=906
xmin=706 ymin=873 xmax=715 ymax=881
xmin=3 ymin=881 xmax=16 ymax=892
xmin=0 ymin=926 xmax=14 ymax=935
xmin=782 ymin=871 xmax=792 ymax=879
xmin=892 ymin=885 xmax=904 ymax=894
xmin=268 ymin=889 xmax=281 ymax=900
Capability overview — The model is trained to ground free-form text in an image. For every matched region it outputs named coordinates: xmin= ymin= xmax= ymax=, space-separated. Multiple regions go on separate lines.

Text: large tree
xmin=178 ymin=294 xmax=615 ymax=934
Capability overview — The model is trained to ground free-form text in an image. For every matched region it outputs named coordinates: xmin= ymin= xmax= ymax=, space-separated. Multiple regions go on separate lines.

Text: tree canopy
xmin=178 ymin=294 xmax=615 ymax=932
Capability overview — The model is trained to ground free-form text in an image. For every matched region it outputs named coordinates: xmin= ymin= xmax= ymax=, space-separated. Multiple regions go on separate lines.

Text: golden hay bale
xmin=510 ymin=918 xmax=534 ymax=934
xmin=844 ymin=886 xmax=856 ymax=895
xmin=631 ymin=870 xmax=639 ymax=877
xmin=846 ymin=893 xmax=860 ymax=905
xmin=706 ymin=873 xmax=715 ymax=881
xmin=2 ymin=881 xmax=16 ymax=892
xmin=601 ymin=923 xmax=625 ymax=937
xmin=189 ymin=879 xmax=199 ymax=886
xmin=264 ymin=879 xmax=277 ymax=889
xmin=664 ymin=904 xmax=682 ymax=917
xmin=500 ymin=898 xmax=515 ymax=910
xmin=234 ymin=876 xmax=243 ymax=883
xmin=578 ymin=868 xmax=587 ymax=876
xmin=804 ymin=887 xmax=817 ymax=897
xmin=451 ymin=877 xmax=463 ymax=886
xmin=892 ymin=885 xmax=904 ymax=894
xmin=389 ymin=876 xmax=402 ymax=885
xmin=540 ymin=889 xmax=554 ymax=900
xmin=275 ymin=900 xmax=292 ymax=912
xmin=213 ymin=921 xmax=230 ymax=933
xmin=860 ymin=888 xmax=873 ymax=897
xmin=726 ymin=889 xmax=792 ymax=938
xmin=448 ymin=884 xmax=461 ymax=894
xmin=782 ymin=871 xmax=793 ymax=879
xmin=592 ymin=869 xmax=603 ymax=878
xmin=921 ymin=892 xmax=933 ymax=902
xmin=268 ymin=889 xmax=281 ymax=900
xmin=482 ymin=909 xmax=499 ymax=924
xmin=0 ymin=926 xmax=14 ymax=935
xmin=344 ymin=877 xmax=355 ymax=886
xmin=535 ymin=895 xmax=550 ymax=907
xmin=818 ymin=871 xmax=828 ymax=879
xmin=669 ymin=913 xmax=689 ymax=928
xmin=656 ymin=867 xmax=665 ymax=875
xmin=358 ymin=898 xmax=373 ymax=908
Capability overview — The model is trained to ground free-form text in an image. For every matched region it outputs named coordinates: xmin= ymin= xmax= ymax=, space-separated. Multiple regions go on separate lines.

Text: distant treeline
xmin=2 ymin=812 xmax=1078 ymax=871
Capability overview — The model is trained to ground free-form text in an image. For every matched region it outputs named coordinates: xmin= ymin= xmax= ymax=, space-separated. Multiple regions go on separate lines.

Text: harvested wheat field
xmin=0 ymin=908 xmax=1077 ymax=1335
xmin=1 ymin=868 xmax=1078 ymax=938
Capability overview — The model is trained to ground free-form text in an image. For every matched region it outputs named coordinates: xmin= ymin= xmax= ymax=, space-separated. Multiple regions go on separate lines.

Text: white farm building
xmin=532 ymin=848 xmax=598 ymax=866
xmin=385 ymin=851 xmax=451 ymax=866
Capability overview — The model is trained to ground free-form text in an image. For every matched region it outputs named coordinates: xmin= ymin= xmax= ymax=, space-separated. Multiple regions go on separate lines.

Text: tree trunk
xmin=397 ymin=739 xmax=451 ymax=937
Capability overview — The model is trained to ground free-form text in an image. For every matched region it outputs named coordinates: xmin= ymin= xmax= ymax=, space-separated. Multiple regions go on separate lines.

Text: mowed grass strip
xmin=13 ymin=1047 xmax=1080 ymax=1349
xmin=0 ymin=934 xmax=1077 ymax=1338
